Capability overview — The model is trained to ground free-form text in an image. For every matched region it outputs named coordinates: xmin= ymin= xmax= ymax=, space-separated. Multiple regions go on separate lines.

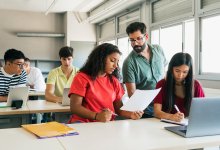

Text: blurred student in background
xmin=45 ymin=46 xmax=79 ymax=103
xmin=69 ymin=43 xmax=143 ymax=123
xmin=24 ymin=57 xmax=45 ymax=91
xmin=154 ymin=52 xmax=205 ymax=122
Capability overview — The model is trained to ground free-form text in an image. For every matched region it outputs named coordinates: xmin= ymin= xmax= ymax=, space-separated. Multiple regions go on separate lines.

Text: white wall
xmin=0 ymin=10 xmax=64 ymax=60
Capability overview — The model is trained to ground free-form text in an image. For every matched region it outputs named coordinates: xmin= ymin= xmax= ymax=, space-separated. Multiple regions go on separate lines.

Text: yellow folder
xmin=22 ymin=121 xmax=77 ymax=138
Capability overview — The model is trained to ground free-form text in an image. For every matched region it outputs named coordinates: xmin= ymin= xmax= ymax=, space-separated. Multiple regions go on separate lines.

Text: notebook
xmin=165 ymin=97 xmax=220 ymax=138
xmin=60 ymin=88 xmax=70 ymax=106
xmin=22 ymin=121 xmax=78 ymax=138
xmin=161 ymin=118 xmax=188 ymax=126
xmin=0 ymin=86 xmax=29 ymax=107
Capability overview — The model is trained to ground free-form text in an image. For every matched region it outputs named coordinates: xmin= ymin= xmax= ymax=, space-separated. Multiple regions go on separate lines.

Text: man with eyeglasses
xmin=0 ymin=49 xmax=27 ymax=102
xmin=122 ymin=22 xmax=167 ymax=118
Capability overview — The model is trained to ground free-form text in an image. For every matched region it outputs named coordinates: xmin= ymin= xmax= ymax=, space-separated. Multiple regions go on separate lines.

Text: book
xmin=160 ymin=118 xmax=188 ymax=126
xmin=22 ymin=121 xmax=78 ymax=138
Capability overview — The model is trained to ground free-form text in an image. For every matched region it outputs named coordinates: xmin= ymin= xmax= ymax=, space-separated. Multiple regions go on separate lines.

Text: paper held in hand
xmin=120 ymin=88 xmax=161 ymax=111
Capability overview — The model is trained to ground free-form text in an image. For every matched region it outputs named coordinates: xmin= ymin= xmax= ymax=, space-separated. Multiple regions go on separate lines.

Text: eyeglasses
xmin=128 ymin=34 xmax=146 ymax=44
xmin=13 ymin=63 xmax=24 ymax=69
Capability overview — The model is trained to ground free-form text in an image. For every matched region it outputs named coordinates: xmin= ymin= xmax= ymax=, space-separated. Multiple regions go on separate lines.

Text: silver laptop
xmin=0 ymin=86 xmax=29 ymax=107
xmin=165 ymin=97 xmax=220 ymax=138
xmin=60 ymin=88 xmax=70 ymax=106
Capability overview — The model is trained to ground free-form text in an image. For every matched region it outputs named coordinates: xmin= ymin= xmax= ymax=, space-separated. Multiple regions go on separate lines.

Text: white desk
xmin=0 ymin=105 xmax=30 ymax=128
xmin=27 ymin=100 xmax=70 ymax=113
xmin=57 ymin=118 xmax=220 ymax=150
xmin=27 ymin=100 xmax=71 ymax=123
xmin=0 ymin=128 xmax=64 ymax=150
xmin=0 ymin=100 xmax=71 ymax=128
xmin=28 ymin=91 xmax=45 ymax=97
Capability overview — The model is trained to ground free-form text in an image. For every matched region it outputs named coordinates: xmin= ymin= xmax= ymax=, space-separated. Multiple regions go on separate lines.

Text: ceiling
xmin=0 ymin=0 xmax=106 ymax=13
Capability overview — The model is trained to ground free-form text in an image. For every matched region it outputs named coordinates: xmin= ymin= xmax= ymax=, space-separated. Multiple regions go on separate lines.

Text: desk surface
xmin=58 ymin=118 xmax=220 ymax=150
xmin=27 ymin=100 xmax=70 ymax=113
xmin=1 ymin=118 xmax=220 ymax=149
xmin=28 ymin=91 xmax=45 ymax=96
xmin=0 ymin=105 xmax=29 ymax=115
xmin=0 ymin=100 xmax=70 ymax=115
xmin=0 ymin=128 xmax=64 ymax=150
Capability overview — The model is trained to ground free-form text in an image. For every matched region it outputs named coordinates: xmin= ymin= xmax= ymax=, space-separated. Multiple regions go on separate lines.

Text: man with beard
xmin=122 ymin=22 xmax=167 ymax=118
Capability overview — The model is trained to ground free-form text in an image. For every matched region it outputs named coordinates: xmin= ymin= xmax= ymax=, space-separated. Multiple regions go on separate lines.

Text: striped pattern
xmin=0 ymin=69 xmax=27 ymax=96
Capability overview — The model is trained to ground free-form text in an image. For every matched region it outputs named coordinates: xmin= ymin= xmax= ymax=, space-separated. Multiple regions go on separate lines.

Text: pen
xmin=174 ymin=105 xmax=180 ymax=112
xmin=102 ymin=108 xmax=118 ymax=116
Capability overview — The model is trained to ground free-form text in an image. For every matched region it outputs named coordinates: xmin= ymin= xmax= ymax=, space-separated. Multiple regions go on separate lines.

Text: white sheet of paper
xmin=120 ymin=88 xmax=161 ymax=111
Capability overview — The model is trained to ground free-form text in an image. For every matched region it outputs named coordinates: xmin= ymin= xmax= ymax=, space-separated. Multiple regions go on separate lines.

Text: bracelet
xmin=94 ymin=113 xmax=98 ymax=120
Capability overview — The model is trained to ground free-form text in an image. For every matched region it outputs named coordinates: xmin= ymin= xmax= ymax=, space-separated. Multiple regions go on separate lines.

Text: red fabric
xmin=154 ymin=79 xmax=205 ymax=115
xmin=68 ymin=72 xmax=124 ymax=123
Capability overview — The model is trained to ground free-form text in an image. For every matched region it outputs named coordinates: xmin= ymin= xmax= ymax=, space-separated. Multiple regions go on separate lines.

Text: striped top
xmin=0 ymin=67 xmax=27 ymax=96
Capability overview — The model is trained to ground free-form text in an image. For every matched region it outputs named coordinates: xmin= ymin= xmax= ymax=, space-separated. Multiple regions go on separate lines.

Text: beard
xmin=133 ymin=43 xmax=147 ymax=53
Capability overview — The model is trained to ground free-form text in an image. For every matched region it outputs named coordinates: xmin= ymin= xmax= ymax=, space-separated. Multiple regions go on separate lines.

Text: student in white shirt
xmin=23 ymin=57 xmax=46 ymax=91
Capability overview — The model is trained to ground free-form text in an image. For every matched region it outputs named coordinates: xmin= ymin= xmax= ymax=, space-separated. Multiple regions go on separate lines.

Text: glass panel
xmin=118 ymin=10 xmax=140 ymax=34
xmin=151 ymin=29 xmax=160 ymax=45
xmin=185 ymin=21 xmax=195 ymax=59
xmin=201 ymin=15 xmax=220 ymax=73
xmin=104 ymin=40 xmax=116 ymax=45
xmin=185 ymin=20 xmax=195 ymax=65
xmin=160 ymin=24 xmax=182 ymax=62
xmin=100 ymin=20 xmax=115 ymax=39
xmin=117 ymin=37 xmax=132 ymax=68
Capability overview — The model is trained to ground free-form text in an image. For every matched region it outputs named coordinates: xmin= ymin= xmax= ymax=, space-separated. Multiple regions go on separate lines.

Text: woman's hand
xmin=169 ymin=112 xmax=184 ymax=122
xmin=96 ymin=109 xmax=112 ymax=122
xmin=130 ymin=111 xmax=144 ymax=120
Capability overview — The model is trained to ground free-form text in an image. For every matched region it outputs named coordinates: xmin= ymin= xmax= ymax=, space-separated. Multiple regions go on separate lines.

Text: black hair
xmin=80 ymin=43 xmax=122 ymax=81
xmin=24 ymin=57 xmax=30 ymax=62
xmin=126 ymin=22 xmax=147 ymax=35
xmin=59 ymin=46 xmax=74 ymax=58
xmin=4 ymin=49 xmax=25 ymax=63
xmin=164 ymin=52 xmax=193 ymax=116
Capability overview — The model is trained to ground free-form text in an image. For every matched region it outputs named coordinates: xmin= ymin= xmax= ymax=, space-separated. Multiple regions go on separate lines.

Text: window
xmin=117 ymin=10 xmax=140 ymax=34
xmin=185 ymin=20 xmax=195 ymax=61
xmin=201 ymin=15 xmax=220 ymax=73
xmin=117 ymin=37 xmax=132 ymax=68
xmin=151 ymin=29 xmax=159 ymax=45
xmin=151 ymin=20 xmax=195 ymax=64
xmin=99 ymin=40 xmax=116 ymax=45
xmin=99 ymin=19 xmax=115 ymax=40
xmin=160 ymin=24 xmax=182 ymax=62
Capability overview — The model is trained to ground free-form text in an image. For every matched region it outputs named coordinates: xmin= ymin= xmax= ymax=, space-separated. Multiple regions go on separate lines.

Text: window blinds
xmin=152 ymin=0 xmax=193 ymax=24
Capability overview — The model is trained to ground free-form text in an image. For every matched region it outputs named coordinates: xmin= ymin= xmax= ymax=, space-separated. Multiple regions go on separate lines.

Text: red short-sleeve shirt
xmin=68 ymin=72 xmax=124 ymax=123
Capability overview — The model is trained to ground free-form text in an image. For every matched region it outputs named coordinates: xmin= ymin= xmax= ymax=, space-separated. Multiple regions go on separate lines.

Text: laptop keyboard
xmin=179 ymin=126 xmax=187 ymax=134
xmin=179 ymin=129 xmax=187 ymax=134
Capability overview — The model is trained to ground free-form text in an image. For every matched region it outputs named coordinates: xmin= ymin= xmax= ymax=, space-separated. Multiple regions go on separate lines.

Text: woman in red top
xmin=154 ymin=52 xmax=205 ymax=122
xmin=69 ymin=43 xmax=143 ymax=123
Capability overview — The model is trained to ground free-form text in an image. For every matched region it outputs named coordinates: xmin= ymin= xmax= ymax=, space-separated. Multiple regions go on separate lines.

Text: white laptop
xmin=0 ymin=86 xmax=29 ymax=107
xmin=60 ymin=88 xmax=70 ymax=106
xmin=165 ymin=97 xmax=220 ymax=138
